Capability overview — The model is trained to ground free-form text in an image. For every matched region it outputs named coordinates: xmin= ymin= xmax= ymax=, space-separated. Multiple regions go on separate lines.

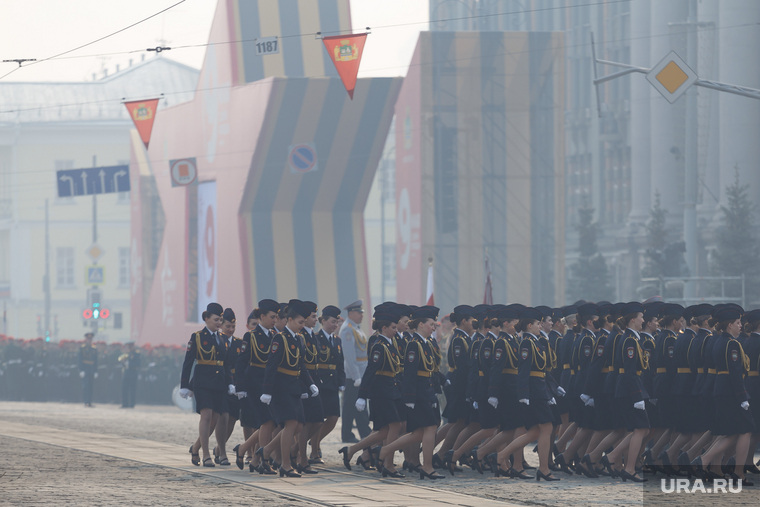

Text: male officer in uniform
xmin=340 ymin=300 xmax=371 ymax=442
xmin=78 ymin=332 xmax=98 ymax=407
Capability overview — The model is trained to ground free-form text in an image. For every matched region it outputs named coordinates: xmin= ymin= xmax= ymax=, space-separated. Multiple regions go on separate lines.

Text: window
xmin=56 ymin=247 xmax=75 ymax=287
xmin=382 ymin=244 xmax=396 ymax=288
xmin=118 ymin=247 xmax=130 ymax=287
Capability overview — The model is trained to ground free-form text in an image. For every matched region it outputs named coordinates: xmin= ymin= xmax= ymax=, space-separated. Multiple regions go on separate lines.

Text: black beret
xmin=713 ymin=306 xmax=742 ymax=323
xmin=521 ymin=307 xmax=543 ymax=322
xmin=412 ymin=305 xmax=439 ymax=321
xmin=619 ymin=301 xmax=645 ymax=316
xmin=303 ymin=301 xmax=318 ymax=315
xmin=321 ymin=305 xmax=341 ymax=319
xmin=288 ymin=299 xmax=311 ymax=319
xmin=577 ymin=303 xmax=599 ymax=322
xmin=452 ymin=305 xmax=475 ymax=321
xmin=502 ymin=304 xmax=524 ymax=321
xmin=535 ymin=306 xmax=553 ymax=319
xmin=222 ymin=308 xmax=236 ymax=322
xmin=247 ymin=310 xmax=258 ymax=321
xmin=690 ymin=304 xmax=713 ymax=318
xmin=562 ymin=305 xmax=578 ymax=317
xmin=644 ymin=301 xmax=664 ymax=320
xmin=206 ymin=302 xmax=223 ymax=317
xmin=660 ymin=303 xmax=684 ymax=318
xmin=257 ymin=299 xmax=280 ymax=314
xmin=744 ymin=309 xmax=760 ymax=325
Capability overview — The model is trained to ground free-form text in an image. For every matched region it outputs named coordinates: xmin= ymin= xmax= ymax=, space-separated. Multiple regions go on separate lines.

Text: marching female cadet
xmin=494 ymin=307 xmax=558 ymax=481
xmin=646 ymin=303 xmax=683 ymax=472
xmin=378 ymin=305 xmax=445 ymax=480
xmin=692 ymin=305 xmax=755 ymax=485
xmin=310 ymin=305 xmax=345 ymax=463
xmin=741 ymin=310 xmax=760 ymax=474
xmin=433 ymin=305 xmax=475 ymax=468
xmin=604 ymin=302 xmax=649 ymax=482
xmin=260 ymin=299 xmax=319 ymax=478
xmin=471 ymin=305 xmax=522 ymax=474
xmin=296 ymin=301 xmax=323 ymax=475
xmin=211 ymin=308 xmax=243 ymax=464
xmin=232 ymin=299 xmax=279 ymax=474
xmin=342 ymin=305 xmax=406 ymax=477
xmin=180 ymin=302 xmax=233 ymax=468
xmin=445 ymin=306 xmax=500 ymax=474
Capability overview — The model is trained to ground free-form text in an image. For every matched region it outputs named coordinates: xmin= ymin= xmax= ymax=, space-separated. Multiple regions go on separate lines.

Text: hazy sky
xmin=0 ymin=0 xmax=429 ymax=82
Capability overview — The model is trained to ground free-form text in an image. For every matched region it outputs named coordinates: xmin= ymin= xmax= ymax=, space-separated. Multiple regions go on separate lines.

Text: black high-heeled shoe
xmin=580 ymin=454 xmax=599 ymax=478
xmin=432 ymin=453 xmax=445 ymax=469
xmin=233 ymin=444 xmax=244 ymax=470
xmin=619 ymin=470 xmax=647 ymax=482
xmin=213 ymin=446 xmax=220 ymax=465
xmin=296 ymin=464 xmax=318 ymax=475
xmin=419 ymin=469 xmax=446 ymax=480
xmin=279 ymin=467 xmax=302 ymax=478
xmin=471 ymin=450 xmax=484 ymax=474
xmin=554 ymin=454 xmax=574 ymax=475
xmin=722 ymin=457 xmax=736 ymax=476
xmin=536 ymin=469 xmax=560 ymax=482
xmin=486 ymin=453 xmax=500 ymax=477
xmin=189 ymin=445 xmax=200 ymax=466
xmin=338 ymin=447 xmax=352 ymax=471
xmin=382 ymin=467 xmax=405 ymax=478
xmin=690 ymin=456 xmax=705 ymax=479
xmin=369 ymin=446 xmax=382 ymax=468
xmin=522 ymin=460 xmax=536 ymax=471
xmin=745 ymin=464 xmax=760 ymax=475
xmin=357 ymin=456 xmax=375 ymax=471
xmin=511 ymin=469 xmax=533 ymax=480
xmin=600 ymin=455 xmax=617 ymax=478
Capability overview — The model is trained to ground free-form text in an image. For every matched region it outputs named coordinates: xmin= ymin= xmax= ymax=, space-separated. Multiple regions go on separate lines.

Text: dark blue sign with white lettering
xmin=56 ymin=165 xmax=131 ymax=198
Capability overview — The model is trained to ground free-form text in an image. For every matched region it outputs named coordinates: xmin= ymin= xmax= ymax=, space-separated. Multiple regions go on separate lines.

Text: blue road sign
xmin=56 ymin=165 xmax=130 ymax=198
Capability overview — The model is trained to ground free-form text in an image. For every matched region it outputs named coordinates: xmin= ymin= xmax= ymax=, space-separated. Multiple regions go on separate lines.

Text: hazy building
xmin=0 ymin=57 xmax=198 ymax=341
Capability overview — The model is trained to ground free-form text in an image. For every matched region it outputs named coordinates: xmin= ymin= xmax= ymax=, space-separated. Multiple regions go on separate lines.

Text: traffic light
xmin=83 ymin=289 xmax=109 ymax=320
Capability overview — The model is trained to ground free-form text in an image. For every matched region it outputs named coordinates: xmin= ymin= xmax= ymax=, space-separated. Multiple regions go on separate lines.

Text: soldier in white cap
xmin=340 ymin=300 xmax=371 ymax=442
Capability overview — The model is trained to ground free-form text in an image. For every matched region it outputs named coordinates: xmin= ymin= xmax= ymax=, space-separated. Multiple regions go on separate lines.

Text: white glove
xmin=339 ymin=386 xmax=345 ymax=392
xmin=79 ymin=371 xmax=85 ymax=378
xmin=586 ymin=398 xmax=595 ymax=407
xmin=519 ymin=398 xmax=530 ymax=406
xmin=353 ymin=378 xmax=361 ymax=387
xmin=487 ymin=397 xmax=499 ymax=409
xmin=741 ymin=401 xmax=750 ymax=410
xmin=260 ymin=394 xmax=272 ymax=405
xmin=310 ymin=384 xmax=319 ymax=397
xmin=473 ymin=401 xmax=479 ymax=410
xmin=179 ymin=388 xmax=192 ymax=399
xmin=301 ymin=392 xmax=309 ymax=399
xmin=445 ymin=379 xmax=452 ymax=386
xmin=405 ymin=402 xmax=415 ymax=409
xmin=228 ymin=384 xmax=236 ymax=395
xmin=580 ymin=394 xmax=590 ymax=404
xmin=557 ymin=386 xmax=566 ymax=397
xmin=355 ymin=398 xmax=366 ymax=412
xmin=548 ymin=397 xmax=557 ymax=405
xmin=93 ymin=372 xmax=98 ymax=379
xmin=633 ymin=401 xmax=646 ymax=410
xmin=236 ymin=391 xmax=247 ymax=400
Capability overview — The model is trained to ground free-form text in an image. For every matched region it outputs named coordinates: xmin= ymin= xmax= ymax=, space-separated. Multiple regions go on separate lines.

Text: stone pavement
xmin=0 ymin=418 xmax=514 ymax=506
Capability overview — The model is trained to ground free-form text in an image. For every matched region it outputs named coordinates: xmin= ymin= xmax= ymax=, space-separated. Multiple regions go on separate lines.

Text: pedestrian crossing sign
xmin=86 ymin=265 xmax=105 ymax=286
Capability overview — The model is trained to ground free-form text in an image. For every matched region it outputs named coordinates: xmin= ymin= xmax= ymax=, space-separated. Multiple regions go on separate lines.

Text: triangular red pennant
xmin=322 ymin=33 xmax=367 ymax=99
xmin=124 ymin=98 xmax=160 ymax=148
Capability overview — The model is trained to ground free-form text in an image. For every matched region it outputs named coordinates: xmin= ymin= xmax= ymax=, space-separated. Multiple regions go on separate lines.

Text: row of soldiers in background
xmin=0 ymin=333 xmax=182 ymax=406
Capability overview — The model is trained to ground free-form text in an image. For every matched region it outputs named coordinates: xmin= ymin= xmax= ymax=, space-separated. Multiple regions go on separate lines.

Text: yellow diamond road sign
xmin=646 ymin=51 xmax=697 ymax=104
xmin=86 ymin=244 xmax=104 ymax=262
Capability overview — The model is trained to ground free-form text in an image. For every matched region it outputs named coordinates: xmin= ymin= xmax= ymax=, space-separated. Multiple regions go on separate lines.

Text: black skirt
xmin=406 ymin=400 xmax=441 ymax=433
xmin=369 ymin=397 xmax=405 ymax=430
xmin=442 ymin=399 xmax=470 ymax=423
xmin=270 ymin=392 xmax=305 ymax=426
xmin=712 ymin=396 xmax=755 ymax=436
xmin=477 ymin=400 xmax=499 ymax=430
xmin=239 ymin=394 xmax=272 ymax=429
xmin=226 ymin=393 xmax=240 ymax=418
xmin=194 ymin=387 xmax=228 ymax=415
xmin=674 ymin=395 xmax=702 ymax=434
xmin=522 ymin=399 xmax=554 ymax=429
xmin=302 ymin=394 xmax=325 ymax=423
xmin=320 ymin=388 xmax=341 ymax=418
xmin=497 ymin=398 xmax=522 ymax=431
xmin=616 ymin=396 xmax=650 ymax=431
xmin=592 ymin=394 xmax=615 ymax=431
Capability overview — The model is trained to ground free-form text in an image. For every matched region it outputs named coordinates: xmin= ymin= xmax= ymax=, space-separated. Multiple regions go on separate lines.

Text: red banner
xmin=322 ymin=33 xmax=367 ymax=99
xmin=124 ymin=98 xmax=160 ymax=148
